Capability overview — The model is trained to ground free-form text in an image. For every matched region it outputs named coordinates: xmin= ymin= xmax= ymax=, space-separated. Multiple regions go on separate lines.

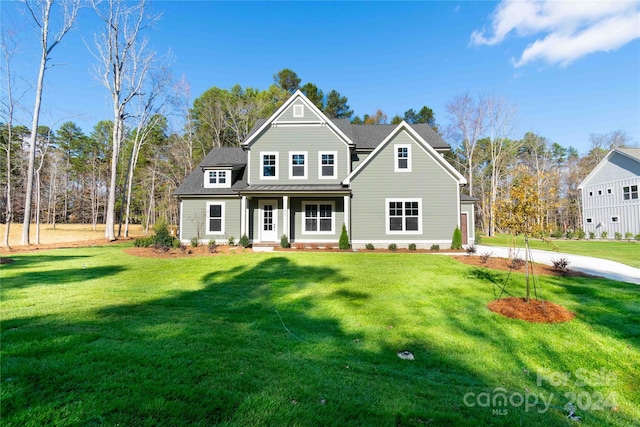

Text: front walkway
xmin=475 ymin=245 xmax=640 ymax=285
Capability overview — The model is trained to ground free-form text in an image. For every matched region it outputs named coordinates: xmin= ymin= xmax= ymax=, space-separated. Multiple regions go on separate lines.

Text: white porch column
xmin=343 ymin=195 xmax=350 ymax=235
xmin=240 ymin=196 xmax=247 ymax=236
xmin=282 ymin=195 xmax=289 ymax=238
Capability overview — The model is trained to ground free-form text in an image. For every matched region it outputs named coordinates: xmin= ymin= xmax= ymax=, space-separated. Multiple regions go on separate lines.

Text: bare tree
xmin=484 ymin=95 xmax=518 ymax=236
xmin=20 ymin=0 xmax=79 ymax=245
xmin=446 ymin=93 xmax=486 ymax=197
xmin=90 ymin=0 xmax=159 ymax=241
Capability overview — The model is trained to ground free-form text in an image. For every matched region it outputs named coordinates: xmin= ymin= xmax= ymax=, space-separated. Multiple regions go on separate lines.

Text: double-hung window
xmin=395 ymin=144 xmax=411 ymax=172
xmin=204 ymin=170 xmax=229 ymax=188
xmin=623 ymin=185 xmax=638 ymax=200
xmin=319 ymin=151 xmax=337 ymax=179
xmin=206 ymin=202 xmax=225 ymax=234
xmin=289 ymin=151 xmax=307 ymax=179
xmin=261 ymin=152 xmax=278 ymax=179
xmin=386 ymin=199 xmax=421 ymax=234
xmin=303 ymin=202 xmax=334 ymax=233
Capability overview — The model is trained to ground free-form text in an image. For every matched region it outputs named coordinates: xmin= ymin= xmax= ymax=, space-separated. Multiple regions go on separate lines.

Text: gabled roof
xmin=343 ymin=121 xmax=466 ymax=185
xmin=174 ymin=147 xmax=246 ymax=196
xmin=348 ymin=123 xmax=449 ymax=150
xmin=578 ymin=147 xmax=640 ymax=189
xmin=241 ymin=90 xmax=354 ymax=148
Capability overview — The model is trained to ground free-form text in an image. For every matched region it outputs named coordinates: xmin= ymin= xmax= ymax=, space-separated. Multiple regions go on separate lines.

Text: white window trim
xmin=302 ymin=201 xmax=335 ymax=235
xmin=260 ymin=151 xmax=279 ymax=180
xmin=318 ymin=151 xmax=337 ymax=180
xmin=394 ymin=144 xmax=412 ymax=172
xmin=293 ymin=104 xmax=304 ymax=118
xmin=289 ymin=151 xmax=308 ymax=180
xmin=206 ymin=202 xmax=225 ymax=235
xmin=203 ymin=170 xmax=230 ymax=188
xmin=385 ymin=198 xmax=422 ymax=235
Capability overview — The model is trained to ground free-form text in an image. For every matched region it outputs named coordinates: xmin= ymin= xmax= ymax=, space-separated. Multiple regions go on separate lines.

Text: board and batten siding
xmin=248 ymin=125 xmax=350 ymax=184
xmin=349 ymin=130 xmax=460 ymax=246
xmin=180 ymin=197 xmax=241 ymax=242
xmin=581 ymin=176 xmax=640 ymax=237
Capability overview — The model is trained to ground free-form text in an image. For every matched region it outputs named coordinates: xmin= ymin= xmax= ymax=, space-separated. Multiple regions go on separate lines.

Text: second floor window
xmin=290 ymin=152 xmax=307 ymax=179
xmin=261 ymin=153 xmax=278 ymax=179
xmin=319 ymin=151 xmax=336 ymax=179
xmin=204 ymin=170 xmax=229 ymax=188
xmin=623 ymin=185 xmax=638 ymax=200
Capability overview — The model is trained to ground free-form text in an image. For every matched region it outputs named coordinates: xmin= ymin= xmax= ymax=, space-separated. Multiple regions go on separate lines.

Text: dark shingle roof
xmin=460 ymin=194 xmax=478 ymax=202
xmin=174 ymin=147 xmax=246 ymax=196
xmin=345 ymin=122 xmax=449 ymax=150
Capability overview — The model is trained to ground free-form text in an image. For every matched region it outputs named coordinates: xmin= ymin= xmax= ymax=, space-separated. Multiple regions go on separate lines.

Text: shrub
xmin=153 ymin=219 xmax=175 ymax=247
xmin=365 ymin=243 xmax=375 ymax=250
xmin=388 ymin=243 xmax=397 ymax=251
xmin=636 ymin=234 xmax=640 ymax=241
xmin=208 ymin=239 xmax=217 ymax=253
xmin=510 ymin=256 xmax=526 ymax=270
xmin=614 ymin=232 xmax=622 ymax=240
xmin=294 ymin=242 xmax=304 ymax=250
xmin=451 ymin=227 xmax=462 ymax=250
xmin=190 ymin=236 xmax=199 ymax=248
xmin=624 ymin=232 xmax=633 ymax=240
xmin=576 ymin=229 xmax=586 ymax=239
xmin=466 ymin=245 xmax=477 ymax=255
xmin=324 ymin=243 xmax=333 ymax=250
xmin=227 ymin=236 xmax=235 ymax=246
xmin=551 ymin=229 xmax=564 ymax=239
xmin=589 ymin=231 xmax=595 ymax=240
xmin=408 ymin=243 xmax=417 ymax=251
xmin=310 ymin=243 xmax=318 ymax=250
xmin=239 ymin=234 xmax=250 ymax=248
xmin=339 ymin=223 xmax=350 ymax=250
xmin=280 ymin=234 xmax=290 ymax=249
xmin=430 ymin=244 xmax=440 ymax=251
xmin=134 ymin=236 xmax=154 ymax=247
xmin=179 ymin=244 xmax=187 ymax=254
xmin=551 ymin=257 xmax=570 ymax=271
xmin=480 ymin=252 xmax=492 ymax=263
xmin=601 ymin=231 xmax=608 ymax=239
xmin=475 ymin=231 xmax=482 ymax=245
xmin=565 ymin=230 xmax=575 ymax=239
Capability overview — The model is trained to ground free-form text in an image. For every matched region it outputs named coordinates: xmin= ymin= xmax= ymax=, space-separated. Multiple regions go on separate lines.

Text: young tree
xmin=90 ymin=0 xmax=159 ymax=241
xmin=21 ymin=0 xmax=80 ymax=245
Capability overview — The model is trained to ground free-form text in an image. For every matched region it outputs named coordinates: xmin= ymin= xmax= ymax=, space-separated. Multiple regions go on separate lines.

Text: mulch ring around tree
xmin=488 ymin=297 xmax=575 ymax=323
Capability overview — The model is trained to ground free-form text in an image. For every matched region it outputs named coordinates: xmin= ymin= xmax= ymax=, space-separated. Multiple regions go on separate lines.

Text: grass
xmin=1 ymin=245 xmax=639 ymax=426
xmin=481 ymin=234 xmax=640 ymax=269
xmin=0 ymin=223 xmax=146 ymax=248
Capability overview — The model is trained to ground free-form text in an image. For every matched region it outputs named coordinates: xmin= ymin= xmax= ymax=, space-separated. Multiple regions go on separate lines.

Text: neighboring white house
xmin=578 ymin=148 xmax=640 ymax=238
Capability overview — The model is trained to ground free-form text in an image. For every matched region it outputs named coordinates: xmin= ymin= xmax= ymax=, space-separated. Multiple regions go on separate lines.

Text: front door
xmin=259 ymin=200 xmax=278 ymax=242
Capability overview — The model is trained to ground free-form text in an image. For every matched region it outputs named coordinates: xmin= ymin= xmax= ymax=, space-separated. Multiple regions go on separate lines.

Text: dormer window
xmin=395 ymin=144 xmax=411 ymax=172
xmin=204 ymin=170 xmax=230 ymax=188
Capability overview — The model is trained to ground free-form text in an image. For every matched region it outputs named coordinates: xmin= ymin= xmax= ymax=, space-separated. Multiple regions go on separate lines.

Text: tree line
xmin=1 ymin=1 xmax=636 ymax=245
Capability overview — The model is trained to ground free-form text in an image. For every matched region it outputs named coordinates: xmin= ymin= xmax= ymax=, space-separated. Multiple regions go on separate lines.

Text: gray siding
xmin=275 ymin=100 xmax=321 ymax=122
xmin=581 ymin=176 xmax=640 ymax=237
xmin=180 ymin=197 xmax=241 ymax=243
xmin=289 ymin=197 xmax=344 ymax=242
xmin=248 ymin=125 xmax=350 ymax=184
xmin=349 ymin=130 xmax=460 ymax=246
xmin=586 ymin=152 xmax=640 ymax=184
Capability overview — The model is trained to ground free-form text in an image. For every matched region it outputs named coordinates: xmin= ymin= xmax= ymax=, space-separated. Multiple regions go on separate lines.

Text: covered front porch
xmin=238 ymin=185 xmax=351 ymax=246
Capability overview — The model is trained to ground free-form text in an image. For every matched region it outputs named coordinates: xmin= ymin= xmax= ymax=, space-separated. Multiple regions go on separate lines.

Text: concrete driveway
xmin=475 ymin=245 xmax=640 ymax=285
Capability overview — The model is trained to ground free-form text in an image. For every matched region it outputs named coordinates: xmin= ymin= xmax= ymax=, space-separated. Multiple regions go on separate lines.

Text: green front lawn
xmin=481 ymin=234 xmax=640 ymax=268
xmin=1 ymin=245 xmax=638 ymax=426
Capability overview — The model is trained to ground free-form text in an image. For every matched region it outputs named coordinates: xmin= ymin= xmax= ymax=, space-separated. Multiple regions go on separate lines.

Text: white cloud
xmin=472 ymin=0 xmax=640 ymax=67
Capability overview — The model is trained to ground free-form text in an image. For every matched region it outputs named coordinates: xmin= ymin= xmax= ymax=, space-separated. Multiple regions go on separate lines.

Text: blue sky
xmin=3 ymin=0 xmax=639 ymax=154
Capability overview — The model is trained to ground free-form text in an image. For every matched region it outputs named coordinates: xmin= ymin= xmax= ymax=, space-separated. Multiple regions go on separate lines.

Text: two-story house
xmin=174 ymin=90 xmax=476 ymax=249
xmin=578 ymin=148 xmax=640 ymax=238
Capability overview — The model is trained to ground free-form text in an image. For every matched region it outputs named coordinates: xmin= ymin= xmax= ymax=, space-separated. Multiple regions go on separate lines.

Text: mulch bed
xmin=451 ymin=255 xmax=597 ymax=278
xmin=487 ymin=297 xmax=575 ymax=323
xmin=124 ymin=245 xmax=252 ymax=258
